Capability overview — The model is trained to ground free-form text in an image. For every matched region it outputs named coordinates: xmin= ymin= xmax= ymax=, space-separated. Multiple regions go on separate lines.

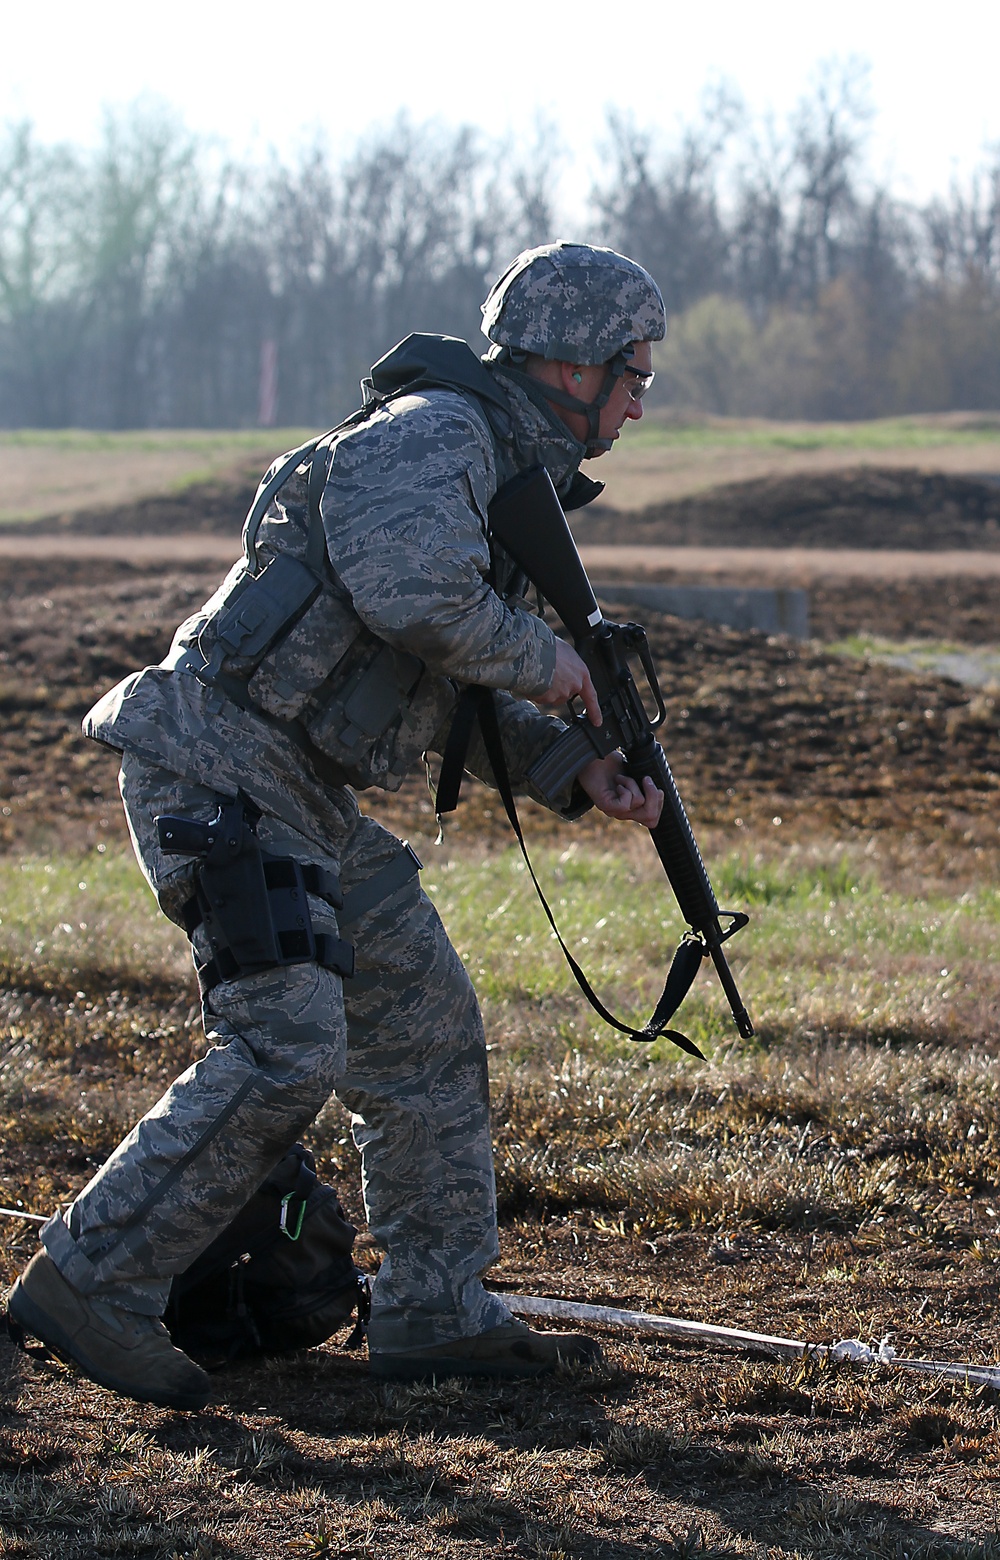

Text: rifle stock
xmin=489 ymin=465 xmax=754 ymax=1043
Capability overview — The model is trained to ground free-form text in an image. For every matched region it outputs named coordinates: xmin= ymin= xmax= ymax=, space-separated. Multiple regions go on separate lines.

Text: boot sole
xmin=370 ymin=1353 xmax=552 ymax=1382
xmin=7 ymin=1283 xmax=210 ymax=1412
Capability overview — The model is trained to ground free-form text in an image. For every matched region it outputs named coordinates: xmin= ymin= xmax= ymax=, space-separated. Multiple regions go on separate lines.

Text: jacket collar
xmin=485 ymin=362 xmax=588 ymax=498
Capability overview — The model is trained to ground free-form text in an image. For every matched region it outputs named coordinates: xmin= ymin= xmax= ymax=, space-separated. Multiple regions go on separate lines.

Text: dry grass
xmin=5 ymin=825 xmax=1000 ymax=1555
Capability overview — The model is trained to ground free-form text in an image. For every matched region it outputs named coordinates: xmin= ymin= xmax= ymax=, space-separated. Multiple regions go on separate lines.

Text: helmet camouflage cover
xmin=481 ymin=240 xmax=666 ymax=365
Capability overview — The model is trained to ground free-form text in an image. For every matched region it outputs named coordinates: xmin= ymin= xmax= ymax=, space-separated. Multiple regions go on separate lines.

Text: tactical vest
xmin=165 ymin=336 xmax=517 ymax=792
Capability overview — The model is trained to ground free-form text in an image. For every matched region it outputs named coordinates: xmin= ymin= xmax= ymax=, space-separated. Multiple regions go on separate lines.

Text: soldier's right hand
xmin=535 ymin=639 xmax=602 ymax=727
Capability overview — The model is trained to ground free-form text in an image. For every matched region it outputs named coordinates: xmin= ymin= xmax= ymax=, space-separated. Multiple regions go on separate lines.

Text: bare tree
xmin=2 ymin=89 xmax=999 ymax=429
xmin=592 ymin=90 xmax=739 ymax=313
xmin=785 ymin=58 xmax=873 ymax=306
xmin=0 ymin=124 xmax=87 ymax=424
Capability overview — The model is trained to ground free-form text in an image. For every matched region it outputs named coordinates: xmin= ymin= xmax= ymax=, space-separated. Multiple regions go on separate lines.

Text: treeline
xmin=1 ymin=72 xmax=999 ymax=428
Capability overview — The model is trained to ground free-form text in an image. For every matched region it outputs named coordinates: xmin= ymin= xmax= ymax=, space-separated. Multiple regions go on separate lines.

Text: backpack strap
xmin=306 ymin=433 xmax=337 ymax=573
xmin=243 ymin=435 xmax=323 ymax=577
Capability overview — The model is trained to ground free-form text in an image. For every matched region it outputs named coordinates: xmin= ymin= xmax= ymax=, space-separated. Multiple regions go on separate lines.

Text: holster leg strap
xmin=196 ymin=932 xmax=355 ymax=998
xmin=183 ymin=849 xmax=354 ymax=995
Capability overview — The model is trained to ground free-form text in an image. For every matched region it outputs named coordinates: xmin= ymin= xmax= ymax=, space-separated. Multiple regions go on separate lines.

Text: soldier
xmin=7 ymin=242 xmax=667 ymax=1409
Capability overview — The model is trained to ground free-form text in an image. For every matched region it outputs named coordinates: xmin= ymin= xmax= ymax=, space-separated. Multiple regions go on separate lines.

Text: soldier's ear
xmin=559 ymin=362 xmax=588 ymax=393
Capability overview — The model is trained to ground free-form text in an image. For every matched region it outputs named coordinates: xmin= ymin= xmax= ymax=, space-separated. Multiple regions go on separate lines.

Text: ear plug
xmin=572 ymin=372 xmax=582 ymax=382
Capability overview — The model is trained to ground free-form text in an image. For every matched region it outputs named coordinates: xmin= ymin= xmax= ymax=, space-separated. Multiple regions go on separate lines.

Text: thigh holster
xmin=156 ymin=796 xmax=355 ymax=997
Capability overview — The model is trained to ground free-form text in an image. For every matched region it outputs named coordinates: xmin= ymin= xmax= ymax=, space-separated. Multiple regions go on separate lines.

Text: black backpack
xmin=164 ymin=1144 xmax=368 ymax=1368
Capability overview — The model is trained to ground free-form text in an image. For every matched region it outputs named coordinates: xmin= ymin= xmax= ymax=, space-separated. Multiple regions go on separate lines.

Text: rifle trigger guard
xmin=717 ymin=911 xmax=750 ymax=945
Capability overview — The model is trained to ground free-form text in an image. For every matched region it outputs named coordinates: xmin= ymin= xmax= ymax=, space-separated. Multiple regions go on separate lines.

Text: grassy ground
xmin=629 ymin=411 xmax=1000 ymax=452
xmin=4 ymin=527 xmax=1000 ymax=1552
xmin=830 ymin=637 xmax=1000 ymax=692
xmin=4 ymin=823 xmax=1000 ymax=1557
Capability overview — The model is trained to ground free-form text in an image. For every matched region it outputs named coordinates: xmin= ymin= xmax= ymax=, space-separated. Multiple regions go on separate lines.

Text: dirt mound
xmin=9 ymin=464 xmax=1000 ymax=553
xmin=9 ymin=467 xmax=260 ymax=537
xmin=3 ymin=561 xmax=999 ymax=859
xmin=576 ymin=467 xmax=1000 ymax=550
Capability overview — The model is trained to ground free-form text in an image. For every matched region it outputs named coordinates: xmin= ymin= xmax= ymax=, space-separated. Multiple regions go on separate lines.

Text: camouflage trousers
xmin=40 ymin=753 xmax=511 ymax=1352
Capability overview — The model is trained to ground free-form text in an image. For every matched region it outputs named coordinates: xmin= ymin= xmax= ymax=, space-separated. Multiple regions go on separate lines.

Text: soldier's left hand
xmin=577 ymin=754 xmax=663 ymax=828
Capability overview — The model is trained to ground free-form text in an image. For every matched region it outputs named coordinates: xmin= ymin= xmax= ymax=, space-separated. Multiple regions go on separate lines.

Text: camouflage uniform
xmin=39 ymin=241 xmax=667 ymax=1358
xmin=40 ymin=377 xmax=590 ymax=1353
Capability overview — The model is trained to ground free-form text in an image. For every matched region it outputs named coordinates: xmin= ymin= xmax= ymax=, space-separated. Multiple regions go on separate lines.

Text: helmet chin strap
xmin=491 ymin=348 xmax=632 ymax=458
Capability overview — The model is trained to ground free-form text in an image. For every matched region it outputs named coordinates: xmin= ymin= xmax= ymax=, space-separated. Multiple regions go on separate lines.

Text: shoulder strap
xmin=243 ymin=435 xmax=323 ymax=577
xmin=305 ymin=432 xmax=337 ymax=574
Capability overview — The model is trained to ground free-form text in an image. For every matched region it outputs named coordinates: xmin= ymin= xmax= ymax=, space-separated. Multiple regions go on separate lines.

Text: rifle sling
xmin=443 ymin=686 xmax=704 ymax=1060
xmin=434 ymin=684 xmax=482 ymax=817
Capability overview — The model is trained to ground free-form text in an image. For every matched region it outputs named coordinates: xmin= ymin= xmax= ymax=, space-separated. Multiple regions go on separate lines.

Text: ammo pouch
xmin=243 ymin=582 xmax=429 ymax=769
xmin=170 ymin=558 xmax=452 ymax=794
xmin=196 ymin=552 xmax=322 ymax=685
xmin=156 ymin=797 xmax=355 ymax=996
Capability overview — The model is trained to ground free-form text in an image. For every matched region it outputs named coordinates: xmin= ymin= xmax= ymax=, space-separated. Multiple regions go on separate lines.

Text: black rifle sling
xmin=460 ymin=685 xmax=704 ymax=1059
xmin=434 ymin=685 xmax=482 ymax=817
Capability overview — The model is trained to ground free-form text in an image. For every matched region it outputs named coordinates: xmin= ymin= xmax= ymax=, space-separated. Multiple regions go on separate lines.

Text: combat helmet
xmin=481 ymin=241 xmax=665 ymax=452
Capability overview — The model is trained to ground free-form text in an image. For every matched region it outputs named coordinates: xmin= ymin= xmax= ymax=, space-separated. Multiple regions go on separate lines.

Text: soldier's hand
xmin=577 ymin=754 xmax=664 ymax=828
xmin=535 ymin=639 xmax=602 ymax=726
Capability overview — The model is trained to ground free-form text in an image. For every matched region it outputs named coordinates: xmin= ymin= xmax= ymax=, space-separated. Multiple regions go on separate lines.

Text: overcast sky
xmin=4 ymin=0 xmax=999 ymax=208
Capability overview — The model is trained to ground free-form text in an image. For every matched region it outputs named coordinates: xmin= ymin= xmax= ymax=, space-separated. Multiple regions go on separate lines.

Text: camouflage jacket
xmin=84 ymin=367 xmax=591 ymax=848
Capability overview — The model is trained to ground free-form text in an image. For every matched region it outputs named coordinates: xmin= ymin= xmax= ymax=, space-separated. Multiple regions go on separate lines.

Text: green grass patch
xmin=1 ymin=836 xmax=992 ymax=1067
xmin=8 ymin=417 xmax=999 ymax=464
xmin=421 ymin=841 xmax=1000 ymax=1060
xmin=0 ymin=845 xmax=188 ymax=988
xmin=629 ymin=413 xmax=1000 ymax=452
xmin=4 ymin=838 xmax=998 ymax=1059
xmin=0 ymin=428 xmax=311 ymax=455
xmin=827 ymin=636 xmax=1000 ymax=689
xmin=0 ymin=830 xmax=986 ymax=1077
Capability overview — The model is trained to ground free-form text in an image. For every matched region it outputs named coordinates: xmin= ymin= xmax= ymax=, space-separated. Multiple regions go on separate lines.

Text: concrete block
xmin=592 ymin=582 xmax=810 ymax=639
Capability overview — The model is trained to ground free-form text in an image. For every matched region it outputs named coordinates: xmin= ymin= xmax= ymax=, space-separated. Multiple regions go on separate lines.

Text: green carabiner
xmin=279 ymin=1192 xmax=306 ymax=1241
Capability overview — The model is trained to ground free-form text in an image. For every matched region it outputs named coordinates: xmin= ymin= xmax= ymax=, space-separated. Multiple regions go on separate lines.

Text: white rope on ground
xmin=496 ymin=1292 xmax=1000 ymax=1393
xmin=1 ymin=1207 xmax=994 ymax=1390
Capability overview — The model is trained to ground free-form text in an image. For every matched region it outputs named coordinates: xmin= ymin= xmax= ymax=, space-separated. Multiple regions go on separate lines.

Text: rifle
xmin=488 ymin=465 xmax=754 ymax=1051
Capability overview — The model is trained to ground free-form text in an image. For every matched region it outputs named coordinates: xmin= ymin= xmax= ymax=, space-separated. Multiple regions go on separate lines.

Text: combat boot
xmin=369 ymin=1318 xmax=602 ymax=1381
xmin=6 ymin=1250 xmax=210 ymax=1411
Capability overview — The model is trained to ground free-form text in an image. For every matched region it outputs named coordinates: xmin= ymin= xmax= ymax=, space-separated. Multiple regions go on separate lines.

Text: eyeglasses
xmin=623 ymin=367 xmax=655 ymax=402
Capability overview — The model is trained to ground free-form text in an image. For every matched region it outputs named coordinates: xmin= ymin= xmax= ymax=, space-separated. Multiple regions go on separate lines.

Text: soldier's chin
xmin=585 ymin=438 xmax=614 ymax=459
